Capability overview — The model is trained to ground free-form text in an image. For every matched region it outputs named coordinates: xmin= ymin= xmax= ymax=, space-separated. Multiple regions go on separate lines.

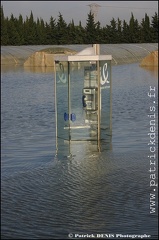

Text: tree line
xmin=1 ymin=5 xmax=158 ymax=46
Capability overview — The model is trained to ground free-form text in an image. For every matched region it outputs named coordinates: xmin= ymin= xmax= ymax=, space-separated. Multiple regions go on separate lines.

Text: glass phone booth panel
xmin=69 ymin=61 xmax=98 ymax=142
xmin=55 ymin=61 xmax=70 ymax=157
xmin=100 ymin=60 xmax=112 ymax=144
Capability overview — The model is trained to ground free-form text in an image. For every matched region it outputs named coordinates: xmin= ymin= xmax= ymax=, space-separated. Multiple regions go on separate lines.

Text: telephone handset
xmin=82 ymin=95 xmax=87 ymax=108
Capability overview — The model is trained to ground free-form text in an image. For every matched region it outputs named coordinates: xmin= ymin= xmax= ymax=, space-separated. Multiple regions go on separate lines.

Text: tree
xmin=24 ymin=11 xmax=37 ymax=44
xmin=45 ymin=22 xmax=51 ymax=44
xmin=110 ymin=18 xmax=118 ymax=43
xmin=67 ymin=19 xmax=77 ymax=44
xmin=44 ymin=16 xmax=57 ymax=44
xmin=0 ymin=5 xmax=4 ymax=22
xmin=49 ymin=16 xmax=57 ymax=44
xmin=129 ymin=13 xmax=140 ymax=43
xmin=1 ymin=6 xmax=158 ymax=45
xmin=104 ymin=18 xmax=118 ymax=43
xmin=17 ymin=14 xmax=25 ymax=44
xmin=1 ymin=6 xmax=9 ymax=45
xmin=56 ymin=12 xmax=68 ymax=44
xmin=151 ymin=12 xmax=158 ymax=42
xmin=117 ymin=18 xmax=122 ymax=43
xmin=7 ymin=13 xmax=21 ymax=45
xmin=95 ymin=21 xmax=102 ymax=43
xmin=85 ymin=11 xmax=97 ymax=44
xmin=74 ymin=21 xmax=86 ymax=44
xmin=101 ymin=26 xmax=108 ymax=44
xmin=122 ymin=20 xmax=129 ymax=43
xmin=34 ymin=17 xmax=46 ymax=44
xmin=140 ymin=14 xmax=152 ymax=43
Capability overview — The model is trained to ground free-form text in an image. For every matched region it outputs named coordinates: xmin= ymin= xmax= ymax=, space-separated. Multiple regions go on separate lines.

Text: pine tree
xmin=122 ymin=20 xmax=129 ymax=43
xmin=44 ymin=16 xmax=57 ymax=44
xmin=74 ymin=21 xmax=86 ymax=44
xmin=7 ymin=13 xmax=21 ymax=45
xmin=129 ymin=13 xmax=140 ymax=43
xmin=151 ymin=12 xmax=158 ymax=42
xmin=24 ymin=11 xmax=37 ymax=44
xmin=56 ymin=12 xmax=68 ymax=44
xmin=33 ymin=17 xmax=46 ymax=45
xmin=1 ymin=6 xmax=158 ymax=45
xmin=85 ymin=11 xmax=96 ymax=44
xmin=1 ymin=6 xmax=9 ymax=45
xmin=49 ymin=16 xmax=57 ymax=44
xmin=101 ymin=26 xmax=108 ymax=44
xmin=95 ymin=21 xmax=102 ymax=43
xmin=17 ymin=14 xmax=25 ymax=45
xmin=67 ymin=19 xmax=77 ymax=44
xmin=117 ymin=18 xmax=122 ymax=43
xmin=39 ymin=18 xmax=46 ymax=44
xmin=110 ymin=18 xmax=118 ymax=43
xmin=140 ymin=14 xmax=152 ymax=43
xmin=45 ymin=22 xmax=51 ymax=44
xmin=104 ymin=18 xmax=118 ymax=43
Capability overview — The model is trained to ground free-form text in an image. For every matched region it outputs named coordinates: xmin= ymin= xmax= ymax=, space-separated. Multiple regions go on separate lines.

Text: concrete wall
xmin=24 ymin=52 xmax=55 ymax=67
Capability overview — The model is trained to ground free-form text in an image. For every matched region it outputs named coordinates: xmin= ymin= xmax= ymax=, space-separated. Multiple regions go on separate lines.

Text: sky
xmin=1 ymin=1 xmax=158 ymax=26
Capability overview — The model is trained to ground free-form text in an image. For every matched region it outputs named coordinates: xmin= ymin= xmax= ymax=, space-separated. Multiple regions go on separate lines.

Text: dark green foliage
xmin=151 ymin=12 xmax=158 ymax=42
xmin=85 ymin=11 xmax=97 ymax=44
xmin=95 ymin=21 xmax=102 ymax=43
xmin=17 ymin=14 xmax=25 ymax=45
xmin=117 ymin=18 xmax=122 ymax=43
xmin=0 ymin=6 xmax=158 ymax=45
xmin=35 ymin=18 xmax=46 ymax=44
xmin=67 ymin=20 xmax=77 ymax=44
xmin=75 ymin=21 xmax=86 ymax=44
xmin=108 ymin=18 xmax=118 ymax=43
xmin=24 ymin=11 xmax=37 ymax=44
xmin=48 ymin=16 xmax=57 ymax=44
xmin=7 ymin=13 xmax=21 ymax=45
xmin=140 ymin=14 xmax=152 ymax=43
xmin=128 ymin=13 xmax=140 ymax=43
xmin=1 ymin=6 xmax=9 ymax=45
xmin=56 ymin=12 xmax=68 ymax=44
xmin=122 ymin=20 xmax=129 ymax=43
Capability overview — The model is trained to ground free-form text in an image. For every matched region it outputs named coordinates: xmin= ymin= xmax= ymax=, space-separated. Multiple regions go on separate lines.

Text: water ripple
xmin=1 ymin=63 xmax=158 ymax=239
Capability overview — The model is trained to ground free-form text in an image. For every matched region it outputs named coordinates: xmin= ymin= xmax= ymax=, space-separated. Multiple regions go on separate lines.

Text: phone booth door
xmin=69 ymin=61 xmax=98 ymax=143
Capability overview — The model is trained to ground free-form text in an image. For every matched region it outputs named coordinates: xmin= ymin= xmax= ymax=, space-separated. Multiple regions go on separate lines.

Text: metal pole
xmin=68 ymin=62 xmax=71 ymax=157
xmin=110 ymin=62 xmax=112 ymax=135
xmin=93 ymin=44 xmax=100 ymax=55
xmin=96 ymin=44 xmax=101 ymax=152
xmin=54 ymin=61 xmax=58 ymax=154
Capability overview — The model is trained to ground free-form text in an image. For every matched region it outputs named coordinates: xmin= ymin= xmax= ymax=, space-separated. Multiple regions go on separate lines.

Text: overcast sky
xmin=1 ymin=1 xmax=158 ymax=26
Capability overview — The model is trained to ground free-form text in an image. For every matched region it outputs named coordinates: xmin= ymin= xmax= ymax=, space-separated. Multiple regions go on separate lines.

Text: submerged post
xmin=93 ymin=44 xmax=101 ymax=151
xmin=93 ymin=44 xmax=100 ymax=55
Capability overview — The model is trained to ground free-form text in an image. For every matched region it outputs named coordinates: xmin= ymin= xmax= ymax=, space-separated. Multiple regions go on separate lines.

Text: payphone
xmin=82 ymin=88 xmax=97 ymax=111
xmin=82 ymin=63 xmax=98 ymax=125
xmin=82 ymin=87 xmax=98 ymax=127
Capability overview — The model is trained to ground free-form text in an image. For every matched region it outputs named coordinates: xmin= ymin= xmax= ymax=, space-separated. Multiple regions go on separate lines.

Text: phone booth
xmin=54 ymin=44 xmax=112 ymax=158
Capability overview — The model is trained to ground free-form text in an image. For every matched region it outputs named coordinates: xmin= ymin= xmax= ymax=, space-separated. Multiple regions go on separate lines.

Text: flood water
xmin=1 ymin=63 xmax=158 ymax=239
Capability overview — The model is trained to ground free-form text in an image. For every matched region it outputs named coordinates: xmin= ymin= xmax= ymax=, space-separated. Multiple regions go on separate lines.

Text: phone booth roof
xmin=54 ymin=46 xmax=112 ymax=62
